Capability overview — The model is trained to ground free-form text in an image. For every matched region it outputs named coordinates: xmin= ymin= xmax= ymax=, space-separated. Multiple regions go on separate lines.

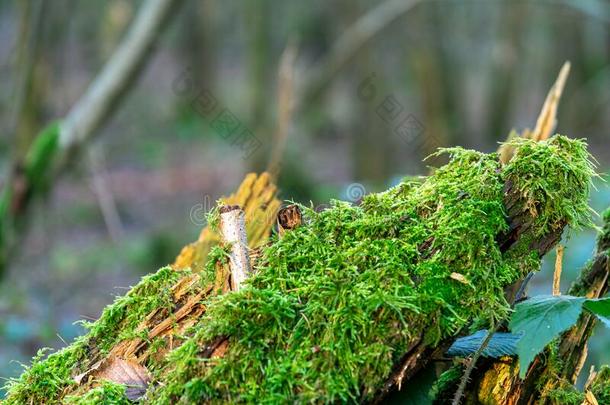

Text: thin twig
xmin=553 ymin=245 xmax=564 ymax=295
xmin=451 ymin=323 xmax=496 ymax=405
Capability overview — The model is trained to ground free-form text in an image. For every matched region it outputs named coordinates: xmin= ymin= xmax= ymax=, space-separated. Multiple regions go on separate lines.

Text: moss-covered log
xmin=449 ymin=206 xmax=609 ymax=405
xmin=2 ymin=136 xmax=596 ymax=404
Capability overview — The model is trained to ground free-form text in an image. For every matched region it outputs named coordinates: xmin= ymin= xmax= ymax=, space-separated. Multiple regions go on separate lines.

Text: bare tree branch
xmin=0 ymin=0 xmax=183 ymax=275
xmin=60 ymin=0 xmax=182 ymax=150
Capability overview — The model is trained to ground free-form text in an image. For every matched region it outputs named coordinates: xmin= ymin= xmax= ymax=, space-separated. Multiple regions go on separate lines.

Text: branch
xmin=219 ymin=205 xmax=252 ymax=291
xmin=0 ymin=0 xmax=183 ymax=275
xmin=60 ymin=0 xmax=183 ymax=150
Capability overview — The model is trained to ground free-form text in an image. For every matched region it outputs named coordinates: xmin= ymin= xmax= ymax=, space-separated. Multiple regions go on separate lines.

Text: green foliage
xmin=546 ymin=385 xmax=585 ymax=405
xmin=510 ymin=295 xmax=586 ymax=378
xmin=510 ymin=295 xmax=610 ymax=378
xmin=546 ymin=367 xmax=610 ymax=405
xmin=591 ymin=366 xmax=610 ymax=404
xmin=64 ymin=380 xmax=130 ymax=405
xmin=447 ymin=330 xmax=520 ymax=358
xmin=583 ymin=298 xmax=610 ymax=327
xmin=429 ymin=365 xmax=464 ymax=402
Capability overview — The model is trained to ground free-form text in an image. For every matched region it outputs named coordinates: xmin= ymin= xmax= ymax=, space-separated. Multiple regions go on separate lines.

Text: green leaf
xmin=447 ymin=330 xmax=520 ymax=358
xmin=583 ymin=297 xmax=610 ymax=328
xmin=509 ymin=295 xmax=585 ymax=378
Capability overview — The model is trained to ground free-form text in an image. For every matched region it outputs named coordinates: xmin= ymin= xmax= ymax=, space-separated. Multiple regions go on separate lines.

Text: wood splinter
xmin=219 ymin=205 xmax=252 ymax=291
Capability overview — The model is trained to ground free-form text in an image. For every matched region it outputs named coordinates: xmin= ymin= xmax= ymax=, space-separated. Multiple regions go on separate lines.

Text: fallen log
xmin=2 ymin=136 xmax=596 ymax=404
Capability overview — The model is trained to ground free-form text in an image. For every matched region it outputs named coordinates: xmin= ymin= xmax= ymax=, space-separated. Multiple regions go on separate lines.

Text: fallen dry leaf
xmin=74 ymin=355 xmax=151 ymax=401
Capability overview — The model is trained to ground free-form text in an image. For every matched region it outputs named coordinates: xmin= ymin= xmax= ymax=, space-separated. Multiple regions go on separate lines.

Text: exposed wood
xmin=219 ymin=205 xmax=252 ymax=291
xmin=498 ymin=63 xmax=571 ymax=164
xmin=530 ymin=62 xmax=571 ymax=142
xmin=173 ymin=172 xmax=281 ymax=272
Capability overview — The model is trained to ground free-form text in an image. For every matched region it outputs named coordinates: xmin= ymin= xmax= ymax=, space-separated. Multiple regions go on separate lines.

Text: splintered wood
xmin=219 ymin=205 xmax=252 ymax=291
xmin=173 ymin=172 xmax=281 ymax=271
xmin=498 ymin=62 xmax=571 ymax=164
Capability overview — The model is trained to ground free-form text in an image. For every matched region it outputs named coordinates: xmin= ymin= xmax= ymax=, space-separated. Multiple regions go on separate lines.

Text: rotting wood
xmin=277 ymin=204 xmax=302 ymax=237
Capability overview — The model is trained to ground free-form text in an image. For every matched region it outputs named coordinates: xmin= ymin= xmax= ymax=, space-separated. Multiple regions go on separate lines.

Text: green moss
xmin=4 ymin=136 xmax=596 ymax=404
xmin=64 ymin=380 xmax=130 ymax=405
xmin=592 ymin=366 xmax=610 ymax=404
xmin=2 ymin=266 xmax=186 ymax=404
xmin=2 ymin=346 xmax=84 ymax=405
xmin=502 ymin=136 xmax=595 ymax=237
xmin=147 ymin=136 xmax=595 ymax=403
xmin=545 ymin=366 xmax=610 ymax=405
xmin=430 ymin=364 xmax=464 ymax=402
xmin=546 ymin=385 xmax=585 ymax=405
xmin=206 ymin=205 xmax=221 ymax=233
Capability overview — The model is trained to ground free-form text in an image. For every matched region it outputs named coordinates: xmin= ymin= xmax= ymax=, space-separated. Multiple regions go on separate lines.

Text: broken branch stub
xmin=277 ymin=204 xmax=302 ymax=237
xmin=219 ymin=205 xmax=252 ymax=291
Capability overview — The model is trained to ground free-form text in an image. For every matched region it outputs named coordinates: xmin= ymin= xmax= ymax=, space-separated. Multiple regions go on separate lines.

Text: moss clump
xmin=2 ymin=267 xmax=188 ymax=404
xmin=546 ymin=385 xmax=585 ymax=405
xmin=429 ymin=364 xmax=464 ymax=402
xmin=546 ymin=367 xmax=610 ymax=405
xmin=64 ymin=380 xmax=130 ymax=405
xmin=147 ymin=136 xmax=595 ymax=403
xmin=502 ymin=136 xmax=595 ymax=237
xmin=3 ymin=136 xmax=596 ymax=404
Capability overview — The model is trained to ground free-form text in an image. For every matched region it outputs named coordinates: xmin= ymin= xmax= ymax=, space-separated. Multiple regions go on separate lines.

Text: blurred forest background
xmin=0 ymin=0 xmax=609 ymax=395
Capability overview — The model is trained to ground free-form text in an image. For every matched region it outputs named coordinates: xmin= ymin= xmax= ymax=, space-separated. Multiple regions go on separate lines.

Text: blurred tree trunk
xmin=12 ymin=0 xmax=48 ymax=161
xmin=244 ymin=0 xmax=272 ymax=171
xmin=485 ymin=2 xmax=526 ymax=144
xmin=347 ymin=1 xmax=392 ymax=183
xmin=407 ymin=1 xmax=456 ymax=166
xmin=0 ymin=0 xmax=184 ymax=276
xmin=178 ymin=0 xmax=215 ymax=92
